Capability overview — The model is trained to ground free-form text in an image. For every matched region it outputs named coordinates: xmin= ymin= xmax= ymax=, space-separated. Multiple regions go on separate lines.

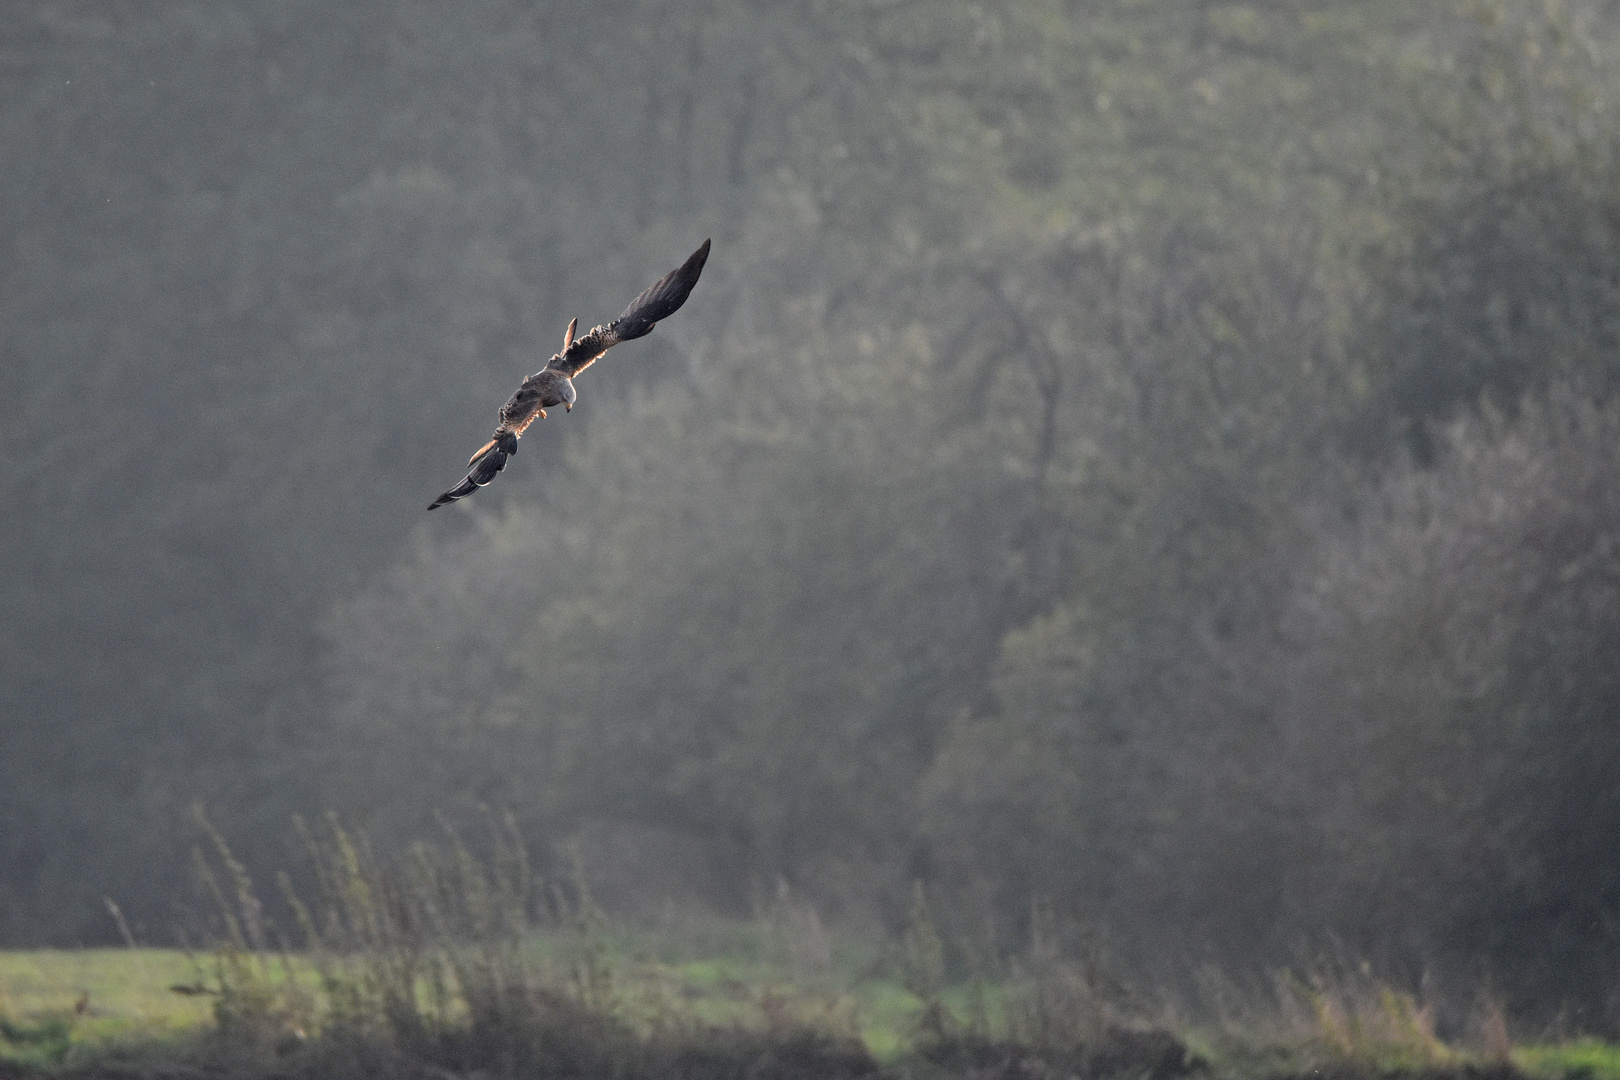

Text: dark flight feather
xmin=428 ymin=240 xmax=709 ymax=510
xmin=549 ymin=238 xmax=710 ymax=378
xmin=427 ymin=434 xmax=512 ymax=510
xmin=608 ymin=237 xmax=711 ymax=341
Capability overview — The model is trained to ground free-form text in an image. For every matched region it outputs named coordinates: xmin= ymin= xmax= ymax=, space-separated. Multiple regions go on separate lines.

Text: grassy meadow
xmin=0 ymin=932 xmax=942 ymax=1073
xmin=5 ymin=930 xmax=1620 ymax=1080
xmin=3 ymin=819 xmax=1616 ymax=1079
xmin=0 ymin=949 xmax=213 ymax=1067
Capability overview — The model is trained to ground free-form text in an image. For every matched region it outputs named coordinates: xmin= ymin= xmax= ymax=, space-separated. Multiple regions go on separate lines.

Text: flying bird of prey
xmin=428 ymin=239 xmax=710 ymax=510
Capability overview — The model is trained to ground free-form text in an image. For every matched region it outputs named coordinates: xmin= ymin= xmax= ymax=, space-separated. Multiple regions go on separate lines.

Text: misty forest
xmin=5 ymin=0 xmax=1620 ymax=1053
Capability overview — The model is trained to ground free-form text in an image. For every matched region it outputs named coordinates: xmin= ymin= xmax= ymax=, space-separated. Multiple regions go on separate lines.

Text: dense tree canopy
xmin=4 ymin=0 xmax=1620 ymax=1024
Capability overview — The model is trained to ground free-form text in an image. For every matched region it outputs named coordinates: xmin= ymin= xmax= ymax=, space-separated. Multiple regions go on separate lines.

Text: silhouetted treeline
xmin=3 ymin=0 xmax=1620 ymax=1026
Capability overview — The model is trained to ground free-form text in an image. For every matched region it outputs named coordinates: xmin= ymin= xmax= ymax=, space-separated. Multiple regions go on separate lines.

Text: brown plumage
xmin=429 ymin=239 xmax=710 ymax=510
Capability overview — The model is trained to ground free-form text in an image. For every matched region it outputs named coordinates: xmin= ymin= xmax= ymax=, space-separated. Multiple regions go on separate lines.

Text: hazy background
xmin=5 ymin=0 xmax=1620 ymax=1026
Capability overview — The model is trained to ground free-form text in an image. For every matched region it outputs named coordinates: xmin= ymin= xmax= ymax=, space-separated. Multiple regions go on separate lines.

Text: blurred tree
xmin=1210 ymin=388 xmax=1620 ymax=1016
xmin=1357 ymin=0 xmax=1620 ymax=449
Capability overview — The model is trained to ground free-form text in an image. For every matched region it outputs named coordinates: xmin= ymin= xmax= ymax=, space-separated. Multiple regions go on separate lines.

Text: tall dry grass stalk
xmin=186 ymin=813 xmax=885 ymax=1079
xmin=191 ymin=808 xmax=622 ymax=1058
xmin=1002 ymin=898 xmax=1140 ymax=1052
xmin=1478 ymin=997 xmax=1514 ymax=1065
xmin=1248 ymin=959 xmax=1456 ymax=1071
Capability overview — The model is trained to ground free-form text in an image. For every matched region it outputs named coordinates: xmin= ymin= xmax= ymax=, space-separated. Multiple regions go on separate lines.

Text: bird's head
xmin=561 ymin=376 xmax=576 ymax=412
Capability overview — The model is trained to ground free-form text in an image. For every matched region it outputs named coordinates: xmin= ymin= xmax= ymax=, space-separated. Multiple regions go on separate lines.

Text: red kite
xmin=429 ymin=239 xmax=710 ymax=510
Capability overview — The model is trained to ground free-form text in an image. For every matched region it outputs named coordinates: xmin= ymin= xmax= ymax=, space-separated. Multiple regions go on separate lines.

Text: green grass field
xmin=0 ymin=949 xmax=215 ymax=1066
xmin=0 ymin=938 xmax=941 ymax=1069
xmin=1517 ymin=1039 xmax=1620 ymax=1080
xmin=6 ymin=941 xmax=1620 ymax=1078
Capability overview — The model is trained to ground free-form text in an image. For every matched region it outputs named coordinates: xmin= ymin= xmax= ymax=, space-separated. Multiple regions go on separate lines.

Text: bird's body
xmin=429 ymin=239 xmax=710 ymax=510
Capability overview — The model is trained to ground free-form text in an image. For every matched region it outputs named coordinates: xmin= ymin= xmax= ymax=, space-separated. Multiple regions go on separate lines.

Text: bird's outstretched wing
xmin=548 ymin=238 xmax=710 ymax=379
xmin=428 ymin=239 xmax=710 ymax=510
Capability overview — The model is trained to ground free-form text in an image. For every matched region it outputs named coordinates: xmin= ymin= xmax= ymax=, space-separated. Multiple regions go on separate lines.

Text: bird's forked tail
xmin=427 ymin=432 xmax=516 ymax=510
